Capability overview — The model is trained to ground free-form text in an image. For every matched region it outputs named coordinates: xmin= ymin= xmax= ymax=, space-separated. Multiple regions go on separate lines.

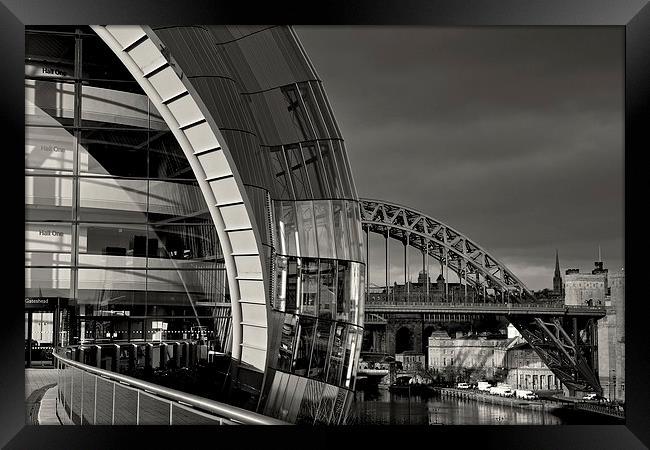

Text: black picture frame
xmin=2 ymin=1 xmax=648 ymax=448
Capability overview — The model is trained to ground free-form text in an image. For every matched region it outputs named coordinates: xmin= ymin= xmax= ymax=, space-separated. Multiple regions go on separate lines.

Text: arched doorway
xmin=395 ymin=327 xmax=414 ymax=354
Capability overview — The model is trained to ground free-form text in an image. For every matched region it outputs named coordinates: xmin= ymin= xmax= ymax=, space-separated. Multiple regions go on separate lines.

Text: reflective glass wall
xmin=149 ymin=25 xmax=366 ymax=423
xmin=25 ymin=27 xmax=230 ymax=352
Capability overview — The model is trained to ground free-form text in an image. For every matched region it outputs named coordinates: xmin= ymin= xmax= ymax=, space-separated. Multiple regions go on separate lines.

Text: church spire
xmin=553 ymin=249 xmax=563 ymax=296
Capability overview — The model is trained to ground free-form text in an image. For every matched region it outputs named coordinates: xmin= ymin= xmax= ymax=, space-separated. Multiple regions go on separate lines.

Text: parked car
xmin=457 ymin=382 xmax=470 ymax=389
xmin=515 ymin=389 xmax=537 ymax=400
xmin=582 ymin=393 xmax=598 ymax=401
xmin=489 ymin=386 xmax=514 ymax=397
xmin=477 ymin=381 xmax=492 ymax=392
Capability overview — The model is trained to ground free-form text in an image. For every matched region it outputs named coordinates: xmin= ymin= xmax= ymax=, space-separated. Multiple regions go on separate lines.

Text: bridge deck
xmin=364 ymin=301 xmax=605 ymax=317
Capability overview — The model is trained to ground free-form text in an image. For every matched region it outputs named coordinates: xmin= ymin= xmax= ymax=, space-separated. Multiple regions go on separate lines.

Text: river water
xmin=349 ymin=390 xmax=616 ymax=425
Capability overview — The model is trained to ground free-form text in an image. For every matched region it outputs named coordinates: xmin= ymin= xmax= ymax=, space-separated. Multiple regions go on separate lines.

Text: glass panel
xmin=146 ymin=269 xmax=222 ymax=308
xmin=314 ymin=200 xmax=336 ymax=260
xmin=301 ymin=142 xmax=329 ymax=199
xmin=326 ymin=324 xmax=347 ymax=386
xmin=296 ymin=379 xmax=324 ymax=425
xmin=336 ymin=261 xmax=350 ymax=323
xmin=331 ymin=200 xmax=350 ymax=261
xmin=278 ymin=373 xmax=299 ymax=422
xmin=318 ymin=141 xmax=342 ymax=198
xmin=25 ymin=267 xmax=71 ymax=297
xmin=275 ymin=201 xmax=298 ymax=257
xmin=341 ymin=325 xmax=361 ymax=389
xmin=268 ymin=146 xmax=294 ymax=200
xmin=78 ymin=177 xmax=148 ymax=222
xmin=293 ymin=316 xmax=316 ymax=377
xmin=331 ymin=389 xmax=348 ymax=425
xmin=318 ymin=260 xmax=337 ymax=319
xmin=79 ymin=129 xmax=148 ymax=177
xmin=308 ymin=82 xmax=340 ymax=139
xmin=25 ymin=126 xmax=75 ymax=173
xmin=348 ymin=262 xmax=364 ymax=326
xmin=285 ymin=258 xmax=299 ymax=313
xmin=138 ymin=392 xmax=171 ymax=425
xmin=245 ymin=89 xmax=312 ymax=145
xmin=148 ymin=131 xmax=193 ymax=180
xmin=80 ymin=84 xmax=153 ymax=130
xmin=26 ymin=31 xmax=75 ymax=73
xmin=295 ymin=201 xmax=317 ymax=257
xmin=346 ymin=200 xmax=363 ymax=262
xmin=94 ymin=378 xmax=113 ymax=424
xmin=112 ymin=384 xmax=137 ymax=424
xmin=298 ymin=83 xmax=329 ymax=140
xmin=25 ymin=222 xmax=73 ymax=266
xmin=81 ymin=372 xmax=95 ymax=424
xmin=286 ymin=375 xmax=308 ymax=423
xmin=277 ymin=314 xmax=298 ymax=372
xmin=330 ymin=140 xmax=354 ymax=199
xmin=284 ymin=144 xmax=311 ymax=199
xmin=25 ymin=79 xmax=76 ymax=128
xmin=81 ymin=33 xmax=145 ymax=92
xmin=148 ymin=223 xmax=221 ymax=265
xmin=274 ymin=255 xmax=288 ymax=311
xmin=315 ymin=384 xmax=338 ymax=424
xmin=77 ymin=223 xmax=148 ymax=268
xmin=309 ymin=319 xmax=332 ymax=381
xmin=299 ymin=260 xmax=318 ymax=317
xmin=148 ymin=180 xmax=208 ymax=221
xmin=25 ymin=175 xmax=73 ymax=212
xmin=281 ymin=84 xmax=315 ymax=140
xmin=70 ymin=367 xmax=83 ymax=424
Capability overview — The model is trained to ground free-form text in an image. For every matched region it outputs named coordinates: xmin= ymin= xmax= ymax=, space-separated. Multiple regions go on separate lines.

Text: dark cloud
xmin=295 ymin=26 xmax=624 ymax=290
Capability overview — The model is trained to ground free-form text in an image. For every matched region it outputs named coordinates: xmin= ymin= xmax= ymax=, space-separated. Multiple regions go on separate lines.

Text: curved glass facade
xmin=25 ymin=27 xmax=230 ymax=352
xmin=25 ymin=25 xmax=365 ymax=425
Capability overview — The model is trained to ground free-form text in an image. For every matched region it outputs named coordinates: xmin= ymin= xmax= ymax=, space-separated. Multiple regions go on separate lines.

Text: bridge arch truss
xmin=360 ymin=198 xmax=534 ymax=303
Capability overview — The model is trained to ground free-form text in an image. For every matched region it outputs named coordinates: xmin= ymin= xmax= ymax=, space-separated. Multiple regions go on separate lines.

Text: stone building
xmin=427 ymin=332 xmax=512 ymax=382
xmin=395 ymin=351 xmax=426 ymax=371
xmin=563 ymin=258 xmax=625 ymax=401
xmin=505 ymin=337 xmax=563 ymax=392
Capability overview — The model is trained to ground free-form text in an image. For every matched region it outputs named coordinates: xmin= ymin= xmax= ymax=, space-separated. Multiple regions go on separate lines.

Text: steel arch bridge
xmin=359 ymin=198 xmax=603 ymax=395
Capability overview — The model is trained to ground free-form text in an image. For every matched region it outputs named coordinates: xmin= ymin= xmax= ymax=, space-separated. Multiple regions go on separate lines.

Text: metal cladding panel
xmin=149 ymin=26 xmax=233 ymax=78
xmin=188 ymin=77 xmax=257 ymax=133
xmin=208 ymin=25 xmax=275 ymax=43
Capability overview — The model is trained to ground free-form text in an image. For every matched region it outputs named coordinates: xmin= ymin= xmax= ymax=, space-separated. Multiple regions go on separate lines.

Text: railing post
xmin=111 ymin=382 xmax=116 ymax=425
xmin=70 ymin=366 xmax=74 ymax=420
xmin=169 ymin=402 xmax=173 ymax=425
xmin=136 ymin=391 xmax=140 ymax=425
xmin=94 ymin=345 xmax=101 ymax=367
xmin=94 ymin=376 xmax=97 ymax=425
xmin=80 ymin=370 xmax=84 ymax=424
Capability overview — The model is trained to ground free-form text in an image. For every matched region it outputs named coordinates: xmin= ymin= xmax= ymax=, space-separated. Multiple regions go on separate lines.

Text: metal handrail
xmin=53 ymin=353 xmax=289 ymax=425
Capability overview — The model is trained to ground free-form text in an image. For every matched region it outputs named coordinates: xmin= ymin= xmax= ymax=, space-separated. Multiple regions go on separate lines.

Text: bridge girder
xmin=360 ymin=198 xmax=534 ymax=300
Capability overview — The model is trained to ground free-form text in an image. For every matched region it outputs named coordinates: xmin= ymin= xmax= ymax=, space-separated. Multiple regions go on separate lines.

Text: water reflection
xmin=351 ymin=390 xmax=563 ymax=425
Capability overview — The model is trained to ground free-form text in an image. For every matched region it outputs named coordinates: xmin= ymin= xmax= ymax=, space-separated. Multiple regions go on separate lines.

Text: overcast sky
xmin=295 ymin=26 xmax=624 ymax=291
